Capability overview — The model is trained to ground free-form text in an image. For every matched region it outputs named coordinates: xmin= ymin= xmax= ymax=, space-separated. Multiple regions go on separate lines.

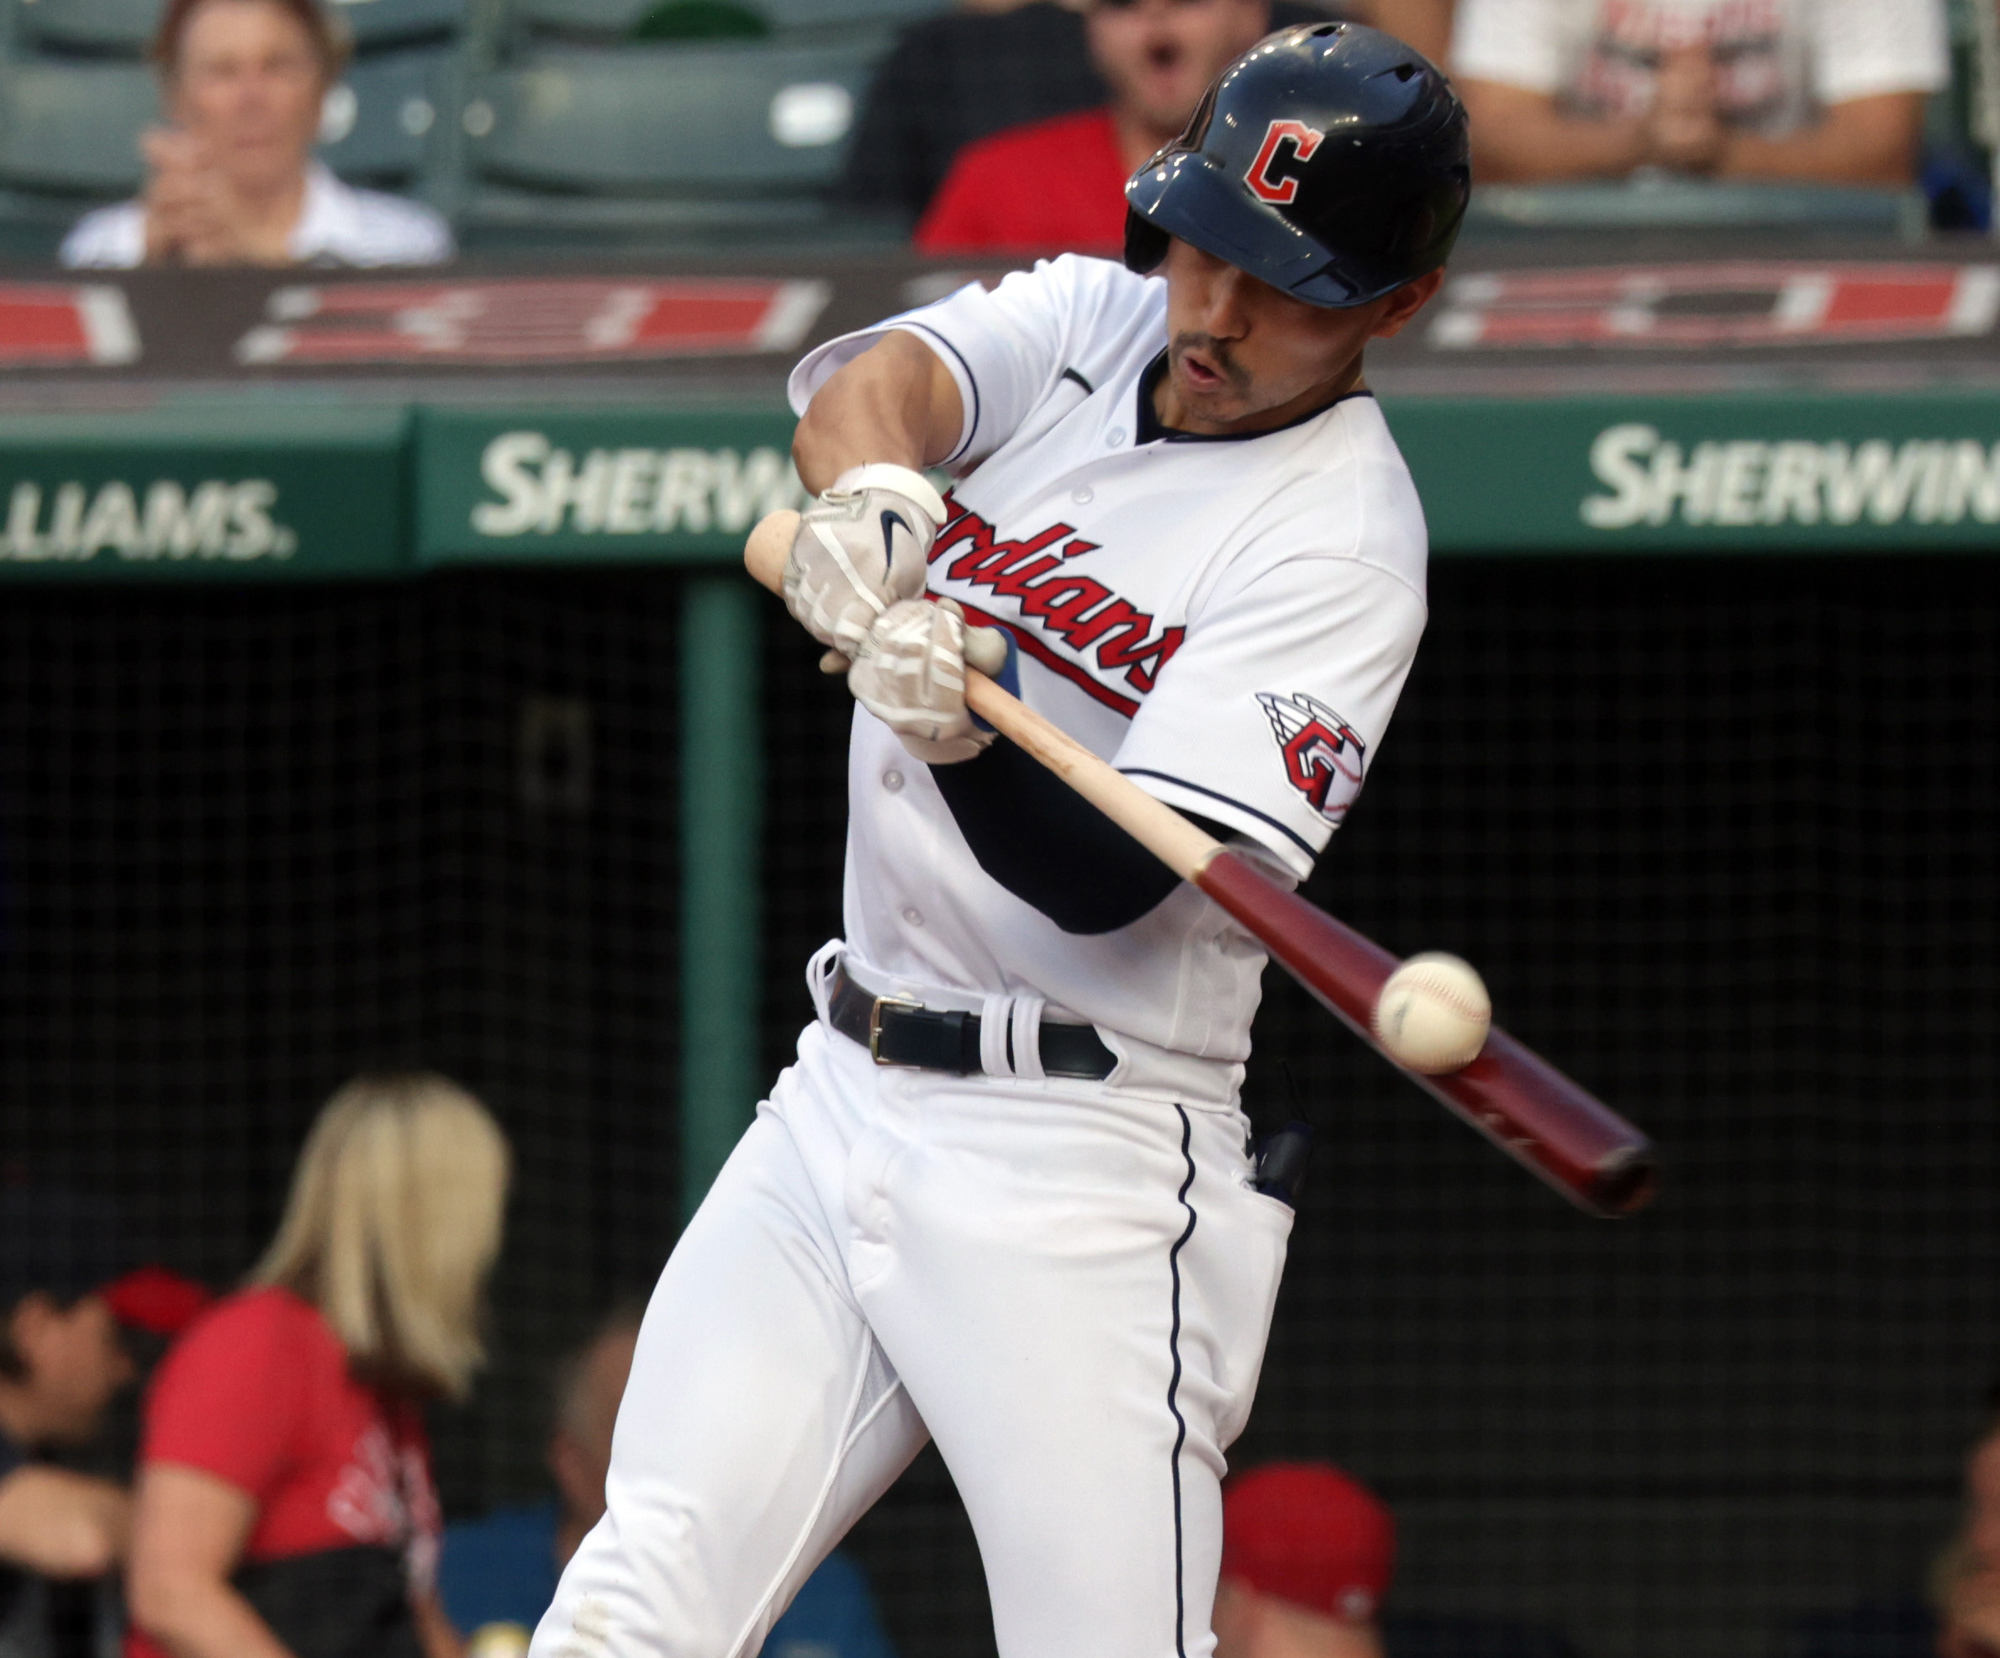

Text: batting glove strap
xmin=848 ymin=598 xmax=996 ymax=765
xmin=783 ymin=465 xmax=947 ymax=658
xmin=829 ymin=464 xmax=947 ymax=522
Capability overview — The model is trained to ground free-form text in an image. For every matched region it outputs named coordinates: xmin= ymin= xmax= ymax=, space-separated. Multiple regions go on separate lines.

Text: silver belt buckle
xmin=868 ymin=994 xmax=923 ymax=1065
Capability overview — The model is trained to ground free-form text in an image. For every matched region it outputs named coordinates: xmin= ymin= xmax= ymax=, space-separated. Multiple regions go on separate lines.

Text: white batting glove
xmin=849 ymin=598 xmax=1010 ymax=765
xmin=783 ymin=464 xmax=947 ymax=660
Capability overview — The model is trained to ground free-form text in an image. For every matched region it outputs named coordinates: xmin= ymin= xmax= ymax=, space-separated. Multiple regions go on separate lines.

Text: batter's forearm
xmin=929 ymin=737 xmax=1225 ymax=934
xmin=792 ymin=332 xmax=967 ymax=493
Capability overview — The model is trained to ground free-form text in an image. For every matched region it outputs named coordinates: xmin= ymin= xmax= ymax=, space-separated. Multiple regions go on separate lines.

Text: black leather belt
xmin=828 ymin=962 xmax=1115 ymax=1079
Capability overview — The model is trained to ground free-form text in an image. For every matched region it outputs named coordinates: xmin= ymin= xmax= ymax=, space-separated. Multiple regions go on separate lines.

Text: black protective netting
xmin=2 ymin=557 xmax=1996 ymax=1658
xmin=0 ymin=576 xmax=686 ymax=1508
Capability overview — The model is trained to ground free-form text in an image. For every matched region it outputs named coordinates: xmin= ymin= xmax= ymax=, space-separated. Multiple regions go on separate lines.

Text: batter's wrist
xmin=828 ymin=464 xmax=947 ymax=525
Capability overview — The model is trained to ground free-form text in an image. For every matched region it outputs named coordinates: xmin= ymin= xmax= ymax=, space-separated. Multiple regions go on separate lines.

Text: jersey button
xmin=1107 ymin=427 xmax=1127 ymax=448
xmin=902 ymin=906 xmax=924 ymax=926
xmin=1071 ymin=485 xmax=1094 ymax=505
xmin=882 ymin=769 xmax=904 ymax=793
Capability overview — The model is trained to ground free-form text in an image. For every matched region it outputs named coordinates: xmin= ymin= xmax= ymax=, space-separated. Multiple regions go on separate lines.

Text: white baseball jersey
xmin=789 ymin=253 xmax=1429 ymax=1106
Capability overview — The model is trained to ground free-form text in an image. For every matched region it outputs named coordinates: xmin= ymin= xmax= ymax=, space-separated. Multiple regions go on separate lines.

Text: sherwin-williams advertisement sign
xmin=1385 ymin=393 xmax=2000 ymax=552
xmin=8 ymin=392 xmax=2000 ymax=579
xmin=415 ymin=406 xmax=806 ymax=564
xmin=0 ymin=405 xmax=409 ymax=577
xmin=426 ymin=394 xmax=2000 ymax=563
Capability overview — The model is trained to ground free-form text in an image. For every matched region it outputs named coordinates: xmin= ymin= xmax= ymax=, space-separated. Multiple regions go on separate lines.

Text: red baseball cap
xmin=100 ymin=1264 xmax=213 ymax=1337
xmin=1221 ymin=1462 xmax=1396 ymax=1625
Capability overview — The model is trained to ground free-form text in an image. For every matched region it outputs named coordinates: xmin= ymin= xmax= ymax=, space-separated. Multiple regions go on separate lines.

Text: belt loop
xmin=978 ymin=995 xmax=1014 ymax=1077
xmin=947 ymin=1010 xmax=978 ymax=1074
xmin=807 ymin=941 xmax=844 ymax=1026
xmin=1010 ymin=996 xmax=1047 ymax=1083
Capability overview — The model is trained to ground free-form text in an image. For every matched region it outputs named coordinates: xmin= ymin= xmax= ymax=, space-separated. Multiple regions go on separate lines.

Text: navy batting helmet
xmin=1123 ymin=23 xmax=1470 ymax=308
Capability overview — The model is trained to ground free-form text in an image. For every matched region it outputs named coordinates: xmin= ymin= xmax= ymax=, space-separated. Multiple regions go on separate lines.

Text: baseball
xmin=1371 ymin=952 xmax=1492 ymax=1074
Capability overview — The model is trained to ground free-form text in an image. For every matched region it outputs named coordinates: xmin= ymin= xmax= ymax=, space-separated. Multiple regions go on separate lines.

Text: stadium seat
xmin=318 ymin=44 xmax=462 ymax=193
xmin=0 ymin=58 xmax=155 ymax=196
xmin=0 ymin=48 xmax=453 ymax=213
xmin=464 ymin=37 xmax=882 ymax=198
xmin=752 ymin=0 xmax=940 ymax=29
xmin=509 ymin=0 xmax=936 ymax=44
xmin=4 ymin=0 xmax=162 ymax=57
xmin=4 ymin=0 xmax=462 ymax=55
xmin=328 ymin=0 xmax=467 ymax=49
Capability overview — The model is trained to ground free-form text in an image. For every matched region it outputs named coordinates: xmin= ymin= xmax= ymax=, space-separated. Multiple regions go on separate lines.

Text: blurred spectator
xmin=1939 ymin=1410 xmax=2000 ymax=1658
xmin=914 ymin=0 xmax=1275 ymax=254
xmin=439 ymin=1306 xmax=896 ymax=1658
xmin=844 ymin=0 xmax=1342 ymax=232
xmin=1452 ymin=0 xmax=1948 ymax=188
xmin=1213 ymin=1462 xmax=1395 ymax=1658
xmin=2 ymin=1192 xmax=209 ymax=1657
xmin=125 ymin=1073 xmax=510 ymax=1658
xmin=60 ymin=0 xmax=451 ymax=269
xmin=1781 ymin=1393 xmax=2000 ymax=1658
xmin=841 ymin=1 xmax=1114 ymax=228
xmin=2 ymin=1191 xmax=136 ymax=1654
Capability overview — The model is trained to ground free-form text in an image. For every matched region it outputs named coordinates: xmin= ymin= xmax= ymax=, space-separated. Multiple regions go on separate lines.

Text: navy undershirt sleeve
xmin=928 ymin=738 xmax=1230 ymax=934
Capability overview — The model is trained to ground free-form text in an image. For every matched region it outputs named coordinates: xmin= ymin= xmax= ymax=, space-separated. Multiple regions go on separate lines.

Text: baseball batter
xmin=533 ymin=24 xmax=1468 ymax=1658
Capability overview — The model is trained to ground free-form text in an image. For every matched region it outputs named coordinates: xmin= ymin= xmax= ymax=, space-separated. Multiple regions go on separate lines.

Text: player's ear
xmin=1368 ymin=268 xmax=1447 ymax=341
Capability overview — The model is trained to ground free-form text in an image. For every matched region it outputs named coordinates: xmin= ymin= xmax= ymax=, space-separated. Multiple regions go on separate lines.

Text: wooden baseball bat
xmin=746 ymin=510 xmax=1657 ymax=1219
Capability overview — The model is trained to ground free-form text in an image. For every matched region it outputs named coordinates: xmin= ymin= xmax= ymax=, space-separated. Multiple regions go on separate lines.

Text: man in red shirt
xmin=914 ymin=0 xmax=1274 ymax=254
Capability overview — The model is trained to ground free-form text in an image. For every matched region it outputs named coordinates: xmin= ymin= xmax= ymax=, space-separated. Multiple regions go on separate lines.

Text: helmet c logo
xmin=1245 ymin=119 xmax=1325 ymax=204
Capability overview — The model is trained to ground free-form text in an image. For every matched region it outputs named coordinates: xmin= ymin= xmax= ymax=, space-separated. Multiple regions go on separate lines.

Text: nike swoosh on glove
xmin=848 ymin=597 xmax=1008 ymax=765
xmin=783 ymin=463 xmax=947 ymax=659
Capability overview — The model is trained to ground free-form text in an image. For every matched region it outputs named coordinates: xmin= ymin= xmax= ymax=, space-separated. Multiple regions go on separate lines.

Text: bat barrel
xmin=1196 ymin=852 xmax=1657 ymax=1220
xmin=1595 ymin=1147 xmax=1661 ymax=1216
xmin=1412 ymin=1033 xmax=1658 ymax=1219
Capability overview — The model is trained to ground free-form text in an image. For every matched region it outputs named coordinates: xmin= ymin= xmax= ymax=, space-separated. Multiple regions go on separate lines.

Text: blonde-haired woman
xmin=128 ymin=1073 xmax=509 ymax=1658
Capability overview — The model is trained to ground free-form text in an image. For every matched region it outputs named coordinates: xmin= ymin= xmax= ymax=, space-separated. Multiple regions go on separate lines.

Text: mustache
xmin=1170 ymin=332 xmax=1248 ymax=391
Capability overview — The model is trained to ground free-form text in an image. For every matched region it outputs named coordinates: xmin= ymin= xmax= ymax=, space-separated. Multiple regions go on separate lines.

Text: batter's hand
xmin=849 ymin=598 xmax=1009 ymax=764
xmin=783 ymin=464 xmax=947 ymax=659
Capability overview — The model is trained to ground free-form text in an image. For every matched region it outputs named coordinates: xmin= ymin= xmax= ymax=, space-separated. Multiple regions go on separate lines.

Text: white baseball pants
xmin=531 ymin=1009 xmax=1292 ymax=1658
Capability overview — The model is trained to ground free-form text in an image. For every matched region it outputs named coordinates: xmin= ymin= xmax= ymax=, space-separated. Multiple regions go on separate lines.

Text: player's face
xmin=1155 ymin=240 xmax=1444 ymax=437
